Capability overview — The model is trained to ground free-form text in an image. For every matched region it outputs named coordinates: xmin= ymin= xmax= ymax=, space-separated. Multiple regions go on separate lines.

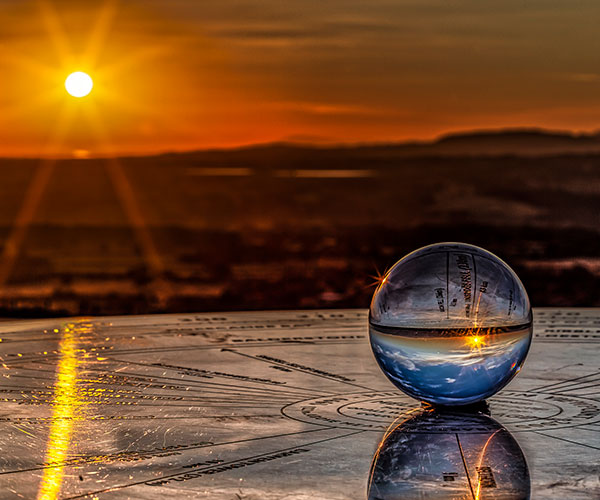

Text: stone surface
xmin=0 ymin=308 xmax=597 ymax=499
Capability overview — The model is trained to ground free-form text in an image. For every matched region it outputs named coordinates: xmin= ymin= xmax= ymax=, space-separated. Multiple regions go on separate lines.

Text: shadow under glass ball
xmin=367 ymin=408 xmax=530 ymax=500
xmin=369 ymin=243 xmax=533 ymax=405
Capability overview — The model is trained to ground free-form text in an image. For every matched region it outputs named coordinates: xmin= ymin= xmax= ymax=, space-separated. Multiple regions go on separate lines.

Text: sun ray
xmin=94 ymin=82 xmax=163 ymax=117
xmin=465 ymin=334 xmax=487 ymax=352
xmin=81 ymin=103 xmax=167 ymax=297
xmin=37 ymin=0 xmax=74 ymax=68
xmin=365 ymin=264 xmax=392 ymax=290
xmin=83 ymin=0 xmax=119 ymax=68
xmin=0 ymin=103 xmax=74 ymax=286
xmin=0 ymin=50 xmax=58 ymax=81
xmin=0 ymin=89 xmax=64 ymax=123
xmin=98 ymin=44 xmax=173 ymax=79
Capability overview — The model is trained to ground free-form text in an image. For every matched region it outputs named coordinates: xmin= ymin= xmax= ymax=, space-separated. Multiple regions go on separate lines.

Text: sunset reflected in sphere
xmin=368 ymin=408 xmax=530 ymax=499
xmin=65 ymin=72 xmax=93 ymax=98
xmin=369 ymin=243 xmax=533 ymax=405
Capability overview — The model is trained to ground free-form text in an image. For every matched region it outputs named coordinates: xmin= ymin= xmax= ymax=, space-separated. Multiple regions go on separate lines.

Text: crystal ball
xmin=369 ymin=243 xmax=532 ymax=405
xmin=368 ymin=408 xmax=530 ymax=499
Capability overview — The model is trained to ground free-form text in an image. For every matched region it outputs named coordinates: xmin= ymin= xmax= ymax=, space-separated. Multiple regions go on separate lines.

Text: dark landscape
xmin=0 ymin=130 xmax=599 ymax=317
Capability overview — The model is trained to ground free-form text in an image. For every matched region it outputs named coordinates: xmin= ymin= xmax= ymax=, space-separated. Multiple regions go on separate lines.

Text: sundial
xmin=0 ymin=308 xmax=598 ymax=499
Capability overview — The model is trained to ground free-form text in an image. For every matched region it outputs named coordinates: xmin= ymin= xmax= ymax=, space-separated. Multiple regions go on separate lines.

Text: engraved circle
xmin=281 ymin=391 xmax=600 ymax=432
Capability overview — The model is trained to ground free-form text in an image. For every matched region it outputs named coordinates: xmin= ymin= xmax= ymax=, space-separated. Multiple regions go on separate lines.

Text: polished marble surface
xmin=0 ymin=308 xmax=598 ymax=499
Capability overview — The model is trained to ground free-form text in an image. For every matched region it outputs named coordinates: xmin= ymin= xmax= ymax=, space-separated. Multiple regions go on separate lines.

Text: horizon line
xmin=1 ymin=125 xmax=599 ymax=161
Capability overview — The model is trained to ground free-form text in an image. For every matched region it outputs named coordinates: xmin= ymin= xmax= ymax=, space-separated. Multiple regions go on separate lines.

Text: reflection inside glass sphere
xmin=370 ymin=243 xmax=533 ymax=405
xmin=368 ymin=407 xmax=530 ymax=500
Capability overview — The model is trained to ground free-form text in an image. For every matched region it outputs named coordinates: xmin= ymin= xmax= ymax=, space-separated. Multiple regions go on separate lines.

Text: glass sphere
xmin=368 ymin=408 xmax=530 ymax=500
xmin=369 ymin=243 xmax=532 ymax=405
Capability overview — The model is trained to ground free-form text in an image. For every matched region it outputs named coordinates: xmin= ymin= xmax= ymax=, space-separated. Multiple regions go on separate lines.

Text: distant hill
xmin=151 ymin=128 xmax=600 ymax=162
xmin=424 ymin=129 xmax=600 ymax=156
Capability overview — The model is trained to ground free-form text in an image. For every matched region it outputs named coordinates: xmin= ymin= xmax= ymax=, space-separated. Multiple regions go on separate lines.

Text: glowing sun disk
xmin=466 ymin=335 xmax=486 ymax=351
xmin=65 ymin=72 xmax=93 ymax=98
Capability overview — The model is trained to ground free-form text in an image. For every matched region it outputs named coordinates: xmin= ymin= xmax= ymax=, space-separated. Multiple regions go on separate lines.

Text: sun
xmin=65 ymin=71 xmax=93 ymax=98
xmin=466 ymin=335 xmax=487 ymax=351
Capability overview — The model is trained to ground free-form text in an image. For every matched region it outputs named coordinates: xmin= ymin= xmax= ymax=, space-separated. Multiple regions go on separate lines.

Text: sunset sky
xmin=1 ymin=0 xmax=600 ymax=157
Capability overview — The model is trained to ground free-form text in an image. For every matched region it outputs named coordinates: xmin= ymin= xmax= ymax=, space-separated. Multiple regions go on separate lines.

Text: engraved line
xmin=533 ymin=431 xmax=600 ymax=451
xmin=61 ymin=430 xmax=365 ymax=499
xmin=0 ymin=375 xmax=301 ymax=402
xmin=559 ymin=392 xmax=600 ymax=398
xmin=455 ymin=433 xmax=476 ymax=500
xmin=221 ymin=349 xmax=376 ymax=391
xmin=549 ymin=381 xmax=600 ymax=394
xmin=107 ymin=358 xmax=335 ymax=396
xmin=30 ymin=360 xmax=326 ymax=398
xmin=530 ymin=371 xmax=600 ymax=392
xmin=576 ymin=426 xmax=600 ymax=433
xmin=0 ymin=384 xmax=300 ymax=403
xmin=0 ymin=340 xmax=366 ymax=366
xmin=0 ymin=427 xmax=330 ymax=476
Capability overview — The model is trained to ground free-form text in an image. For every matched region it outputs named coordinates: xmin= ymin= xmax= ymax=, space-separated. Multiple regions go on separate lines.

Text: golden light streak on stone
xmin=36 ymin=323 xmax=88 ymax=500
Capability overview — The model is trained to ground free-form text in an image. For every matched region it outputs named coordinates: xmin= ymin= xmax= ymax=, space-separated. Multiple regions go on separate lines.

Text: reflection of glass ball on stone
xmin=369 ymin=243 xmax=532 ymax=405
xmin=368 ymin=408 xmax=530 ymax=500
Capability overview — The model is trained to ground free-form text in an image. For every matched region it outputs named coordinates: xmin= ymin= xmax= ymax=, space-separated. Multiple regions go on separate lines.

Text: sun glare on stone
xmin=65 ymin=72 xmax=93 ymax=98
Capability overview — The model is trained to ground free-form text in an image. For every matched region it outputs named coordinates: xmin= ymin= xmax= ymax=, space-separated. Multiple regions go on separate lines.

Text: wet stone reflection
xmin=368 ymin=406 xmax=530 ymax=500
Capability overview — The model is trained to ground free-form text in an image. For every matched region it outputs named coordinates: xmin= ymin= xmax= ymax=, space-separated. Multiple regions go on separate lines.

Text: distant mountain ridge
xmin=429 ymin=128 xmax=600 ymax=155
xmin=167 ymin=128 xmax=600 ymax=160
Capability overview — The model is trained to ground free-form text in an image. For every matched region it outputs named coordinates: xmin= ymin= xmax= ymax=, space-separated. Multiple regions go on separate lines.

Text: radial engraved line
xmin=61 ymin=430 xmax=365 ymax=500
xmin=550 ymin=381 xmax=600 ymax=394
xmin=532 ymin=431 xmax=600 ymax=451
xmin=74 ymin=339 xmax=366 ymax=360
xmin=0 ymin=427 xmax=331 ymax=477
xmin=222 ymin=349 xmax=376 ymax=391
xmin=15 ymin=366 xmax=305 ymax=400
xmin=77 ymin=374 xmax=302 ymax=399
xmin=108 ymin=358 xmax=336 ymax=396
xmin=577 ymin=426 xmax=600 ymax=433
xmin=530 ymin=371 xmax=600 ymax=392
xmin=564 ymin=391 xmax=600 ymax=398
xmin=455 ymin=434 xmax=476 ymax=500
xmin=34 ymin=361 xmax=317 ymax=398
